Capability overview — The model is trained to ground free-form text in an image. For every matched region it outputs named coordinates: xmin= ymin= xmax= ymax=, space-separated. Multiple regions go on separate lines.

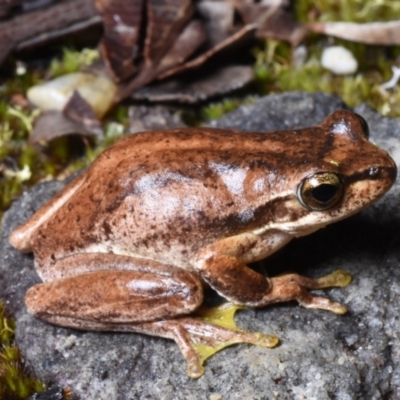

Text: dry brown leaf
xmin=98 ymin=0 xmax=305 ymax=103
xmin=30 ymin=110 xmax=95 ymax=144
xmin=236 ymin=0 xmax=306 ymax=46
xmin=158 ymin=23 xmax=257 ymax=80
xmin=145 ymin=0 xmax=193 ymax=65
xmin=30 ymin=91 xmax=102 ymax=144
xmin=114 ymin=0 xmax=194 ymax=101
xmin=63 ymin=91 xmax=103 ymax=136
xmin=309 ymin=20 xmax=400 ymax=45
xmin=131 ymin=65 xmax=254 ymax=103
xmin=0 ymin=0 xmax=100 ymax=66
xmin=196 ymin=0 xmax=237 ymax=46
xmin=95 ymin=0 xmax=143 ymax=81
xmin=154 ymin=20 xmax=207 ymax=76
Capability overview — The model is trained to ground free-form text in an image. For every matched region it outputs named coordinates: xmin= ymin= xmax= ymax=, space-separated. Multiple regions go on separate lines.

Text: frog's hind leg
xmin=25 ymin=253 xmax=277 ymax=378
xmin=265 ymin=269 xmax=352 ymax=314
xmin=26 ymin=254 xmax=205 ymax=324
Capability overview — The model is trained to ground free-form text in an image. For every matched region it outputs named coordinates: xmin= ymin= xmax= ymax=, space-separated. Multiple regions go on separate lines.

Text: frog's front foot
xmin=264 ymin=269 xmax=352 ymax=314
xmin=139 ymin=304 xmax=279 ymax=378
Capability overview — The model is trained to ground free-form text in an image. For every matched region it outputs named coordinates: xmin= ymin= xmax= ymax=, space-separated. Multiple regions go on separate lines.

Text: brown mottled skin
xmin=9 ymin=110 xmax=397 ymax=378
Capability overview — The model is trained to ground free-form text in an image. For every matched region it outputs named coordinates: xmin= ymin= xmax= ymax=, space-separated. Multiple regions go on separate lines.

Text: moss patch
xmin=253 ymin=38 xmax=400 ymax=118
xmin=0 ymin=303 xmax=46 ymax=399
xmin=295 ymin=0 xmax=400 ymax=23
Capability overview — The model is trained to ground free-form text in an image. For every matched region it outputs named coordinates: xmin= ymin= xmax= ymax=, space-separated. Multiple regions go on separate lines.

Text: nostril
xmin=368 ymin=167 xmax=379 ymax=177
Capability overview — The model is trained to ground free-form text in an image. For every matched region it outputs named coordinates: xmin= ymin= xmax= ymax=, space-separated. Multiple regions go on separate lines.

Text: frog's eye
xmin=298 ymin=172 xmax=344 ymax=211
xmin=354 ymin=113 xmax=369 ymax=139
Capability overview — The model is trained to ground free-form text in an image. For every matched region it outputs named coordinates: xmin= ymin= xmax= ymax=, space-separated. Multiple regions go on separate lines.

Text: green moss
xmin=0 ymin=303 xmax=46 ymax=399
xmin=1 ymin=106 xmax=37 ymax=221
xmin=201 ymin=97 xmax=256 ymax=121
xmin=1 ymin=71 xmax=42 ymax=99
xmin=292 ymin=0 xmax=400 ymax=116
xmin=0 ymin=73 xmax=129 ymax=221
xmin=295 ymin=0 xmax=400 ymax=23
xmin=254 ymin=38 xmax=400 ymax=118
xmin=49 ymin=48 xmax=100 ymax=78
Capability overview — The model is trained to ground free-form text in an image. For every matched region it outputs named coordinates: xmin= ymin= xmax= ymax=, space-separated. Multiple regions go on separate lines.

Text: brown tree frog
xmin=9 ymin=110 xmax=397 ymax=378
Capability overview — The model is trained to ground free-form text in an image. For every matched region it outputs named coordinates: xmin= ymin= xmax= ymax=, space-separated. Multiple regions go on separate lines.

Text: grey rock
xmin=1 ymin=91 xmax=400 ymax=400
xmin=128 ymin=104 xmax=186 ymax=134
xmin=212 ymin=91 xmax=348 ymax=131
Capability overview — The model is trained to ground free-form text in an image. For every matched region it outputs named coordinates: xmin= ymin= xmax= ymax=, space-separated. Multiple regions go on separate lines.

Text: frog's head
xmin=254 ymin=110 xmax=397 ymax=236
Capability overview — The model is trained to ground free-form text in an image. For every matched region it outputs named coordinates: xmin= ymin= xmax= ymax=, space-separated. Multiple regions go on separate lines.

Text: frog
xmin=9 ymin=109 xmax=397 ymax=378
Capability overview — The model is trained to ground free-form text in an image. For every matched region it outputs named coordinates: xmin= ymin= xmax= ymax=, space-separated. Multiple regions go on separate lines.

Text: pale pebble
xmin=321 ymin=46 xmax=358 ymax=75
xmin=27 ymin=72 xmax=117 ymax=117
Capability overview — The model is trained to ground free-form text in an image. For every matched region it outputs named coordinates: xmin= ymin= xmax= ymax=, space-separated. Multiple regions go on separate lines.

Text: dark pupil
xmin=312 ymin=184 xmax=337 ymax=203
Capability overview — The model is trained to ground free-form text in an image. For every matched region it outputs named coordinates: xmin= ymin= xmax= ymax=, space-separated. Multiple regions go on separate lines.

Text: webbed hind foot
xmin=136 ymin=303 xmax=279 ymax=378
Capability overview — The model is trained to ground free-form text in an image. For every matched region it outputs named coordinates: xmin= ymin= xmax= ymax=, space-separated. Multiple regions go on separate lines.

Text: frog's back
xmin=30 ymin=127 xmax=303 ymax=266
xmin=23 ymin=125 xmax=336 ymax=268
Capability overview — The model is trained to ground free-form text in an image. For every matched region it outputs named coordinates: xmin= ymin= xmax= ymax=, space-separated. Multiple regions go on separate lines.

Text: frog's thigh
xmin=26 ymin=254 xmax=203 ymax=326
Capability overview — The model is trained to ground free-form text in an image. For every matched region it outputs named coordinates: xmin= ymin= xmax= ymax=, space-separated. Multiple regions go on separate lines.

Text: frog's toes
xmin=186 ymin=303 xmax=279 ymax=369
xmin=301 ymin=296 xmax=348 ymax=314
xmin=187 ymin=363 xmax=205 ymax=379
xmin=253 ymin=332 xmax=280 ymax=348
xmin=330 ymin=302 xmax=348 ymax=315
xmin=316 ymin=269 xmax=352 ymax=288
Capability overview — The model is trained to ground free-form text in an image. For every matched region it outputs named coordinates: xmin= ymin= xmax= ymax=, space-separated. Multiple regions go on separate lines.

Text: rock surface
xmin=1 ymin=92 xmax=400 ymax=400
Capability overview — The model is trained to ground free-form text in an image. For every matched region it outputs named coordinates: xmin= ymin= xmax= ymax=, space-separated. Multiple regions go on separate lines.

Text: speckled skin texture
xmin=2 ymin=92 xmax=400 ymax=399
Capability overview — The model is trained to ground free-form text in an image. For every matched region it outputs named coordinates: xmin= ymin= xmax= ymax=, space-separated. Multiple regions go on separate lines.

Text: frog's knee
xmin=25 ymin=283 xmax=50 ymax=316
xmin=174 ymin=269 xmax=204 ymax=311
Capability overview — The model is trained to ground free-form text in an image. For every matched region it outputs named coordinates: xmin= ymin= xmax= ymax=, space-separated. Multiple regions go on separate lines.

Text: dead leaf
xmin=145 ymin=0 xmax=193 ymax=66
xmin=114 ymin=0 xmax=194 ymax=101
xmin=157 ymin=23 xmax=257 ymax=80
xmin=236 ymin=0 xmax=307 ymax=46
xmin=30 ymin=91 xmax=102 ymax=143
xmin=0 ymin=0 xmax=100 ymax=66
xmin=63 ymin=91 xmax=103 ymax=136
xmin=95 ymin=0 xmax=143 ymax=81
xmin=309 ymin=20 xmax=400 ymax=45
xmin=131 ymin=65 xmax=254 ymax=103
xmin=30 ymin=110 xmax=96 ymax=144
xmin=154 ymin=20 xmax=207 ymax=76
xmin=196 ymin=0 xmax=237 ymax=46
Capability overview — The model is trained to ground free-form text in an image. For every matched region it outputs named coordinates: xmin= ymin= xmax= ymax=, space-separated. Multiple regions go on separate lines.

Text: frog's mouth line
xmin=289 ymin=226 xmax=322 ymax=238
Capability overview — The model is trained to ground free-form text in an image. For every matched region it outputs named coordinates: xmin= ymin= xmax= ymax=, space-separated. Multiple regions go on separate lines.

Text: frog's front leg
xmin=26 ymin=253 xmax=277 ymax=378
xmin=195 ymin=231 xmax=351 ymax=313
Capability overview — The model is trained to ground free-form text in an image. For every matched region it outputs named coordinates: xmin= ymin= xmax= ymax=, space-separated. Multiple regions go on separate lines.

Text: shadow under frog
xmin=8 ymin=110 xmax=397 ymax=378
